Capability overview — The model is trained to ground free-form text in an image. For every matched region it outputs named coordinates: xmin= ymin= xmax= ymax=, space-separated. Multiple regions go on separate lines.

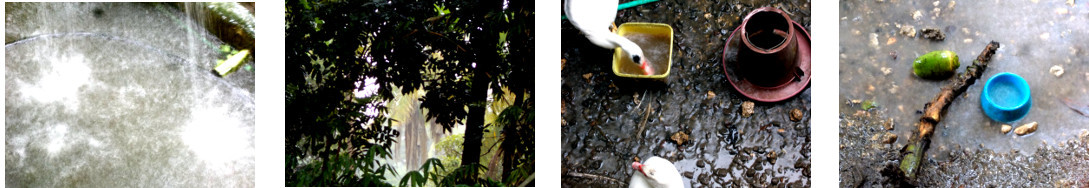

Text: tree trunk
xmin=501 ymin=91 xmax=525 ymax=181
xmin=500 ymin=0 xmax=532 ymax=182
xmin=461 ymin=71 xmax=488 ymax=167
xmin=460 ymin=0 xmax=500 ymax=171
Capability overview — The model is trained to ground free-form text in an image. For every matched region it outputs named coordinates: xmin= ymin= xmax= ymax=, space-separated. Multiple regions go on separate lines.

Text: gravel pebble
xmin=1014 ymin=122 xmax=1038 ymax=136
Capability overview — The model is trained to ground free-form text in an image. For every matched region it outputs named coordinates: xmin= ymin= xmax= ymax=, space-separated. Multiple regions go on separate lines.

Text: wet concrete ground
xmin=840 ymin=107 xmax=1089 ymax=187
xmin=839 ymin=0 xmax=1089 ymax=186
xmin=6 ymin=3 xmax=254 ymax=187
xmin=561 ymin=0 xmax=810 ymax=187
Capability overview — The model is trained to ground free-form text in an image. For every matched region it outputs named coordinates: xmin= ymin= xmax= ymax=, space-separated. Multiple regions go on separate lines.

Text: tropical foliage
xmin=285 ymin=0 xmax=533 ymax=186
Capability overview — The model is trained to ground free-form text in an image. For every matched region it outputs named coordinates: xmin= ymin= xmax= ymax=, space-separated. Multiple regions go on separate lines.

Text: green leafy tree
xmin=285 ymin=0 xmax=533 ymax=186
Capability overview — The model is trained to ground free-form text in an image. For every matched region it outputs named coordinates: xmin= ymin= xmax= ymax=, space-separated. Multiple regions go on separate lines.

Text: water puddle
xmin=839 ymin=0 xmax=1089 ymax=156
xmin=6 ymin=3 xmax=254 ymax=187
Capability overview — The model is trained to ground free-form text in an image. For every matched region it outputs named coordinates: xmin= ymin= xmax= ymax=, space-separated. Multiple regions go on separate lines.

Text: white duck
xmin=629 ymin=156 xmax=684 ymax=188
xmin=564 ymin=0 xmax=655 ymax=75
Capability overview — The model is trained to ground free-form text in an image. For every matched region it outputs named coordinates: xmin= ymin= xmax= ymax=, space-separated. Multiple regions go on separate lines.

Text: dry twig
xmin=900 ymin=41 xmax=1000 ymax=180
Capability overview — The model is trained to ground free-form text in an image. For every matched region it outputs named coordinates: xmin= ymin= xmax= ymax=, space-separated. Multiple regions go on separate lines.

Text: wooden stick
xmin=637 ymin=103 xmax=652 ymax=140
xmin=900 ymin=41 xmax=1000 ymax=180
xmin=565 ymin=172 xmax=627 ymax=186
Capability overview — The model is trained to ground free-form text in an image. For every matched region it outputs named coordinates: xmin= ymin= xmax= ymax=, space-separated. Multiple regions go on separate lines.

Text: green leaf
xmin=862 ymin=100 xmax=878 ymax=110
xmin=214 ymin=49 xmax=250 ymax=77
xmin=220 ymin=44 xmax=232 ymax=53
xmin=399 ymin=171 xmax=425 ymax=187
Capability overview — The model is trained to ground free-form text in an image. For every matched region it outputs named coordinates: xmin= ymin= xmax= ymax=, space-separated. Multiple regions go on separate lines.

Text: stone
xmin=881 ymin=132 xmax=898 ymax=144
xmin=1001 ymin=124 xmax=1012 ymax=134
xmin=912 ymin=10 xmax=923 ymax=20
xmin=883 ymin=118 xmax=895 ymax=130
xmin=671 ymin=131 xmax=689 ymax=145
xmin=1050 ymin=65 xmax=1064 ymax=77
xmin=790 ymin=108 xmax=803 ymax=122
xmin=794 ymin=159 xmax=808 ymax=169
xmin=698 ymin=173 xmax=710 ymax=185
xmin=869 ymin=33 xmax=880 ymax=48
xmin=741 ymin=101 xmax=755 ymax=117
xmin=922 ymin=28 xmax=945 ymax=41
xmin=900 ymin=25 xmax=917 ymax=37
xmin=714 ymin=168 xmax=728 ymax=177
xmin=1014 ymin=122 xmax=1038 ymax=136
xmin=707 ymin=91 xmax=716 ymax=99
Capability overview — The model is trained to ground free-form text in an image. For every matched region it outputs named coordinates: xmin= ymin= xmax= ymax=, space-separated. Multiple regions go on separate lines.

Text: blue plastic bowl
xmin=980 ymin=72 xmax=1031 ymax=122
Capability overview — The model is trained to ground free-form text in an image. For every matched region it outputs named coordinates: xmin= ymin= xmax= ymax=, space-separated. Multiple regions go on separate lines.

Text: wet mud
xmin=6 ymin=3 xmax=254 ymax=187
xmin=562 ymin=0 xmax=811 ymax=187
xmin=840 ymin=0 xmax=1089 ymax=186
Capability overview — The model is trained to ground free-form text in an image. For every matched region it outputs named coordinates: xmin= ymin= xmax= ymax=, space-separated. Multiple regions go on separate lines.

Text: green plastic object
xmin=561 ymin=0 xmax=660 ymax=20
xmin=215 ymin=49 xmax=250 ymax=77
xmin=618 ymin=0 xmax=659 ymax=10
xmin=912 ymin=50 xmax=960 ymax=79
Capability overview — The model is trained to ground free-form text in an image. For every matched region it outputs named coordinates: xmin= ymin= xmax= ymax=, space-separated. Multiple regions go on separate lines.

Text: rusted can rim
xmin=739 ymin=7 xmax=795 ymax=55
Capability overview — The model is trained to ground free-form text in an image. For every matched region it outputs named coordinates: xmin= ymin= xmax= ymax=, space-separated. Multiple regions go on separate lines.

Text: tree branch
xmin=899 ymin=41 xmax=1000 ymax=181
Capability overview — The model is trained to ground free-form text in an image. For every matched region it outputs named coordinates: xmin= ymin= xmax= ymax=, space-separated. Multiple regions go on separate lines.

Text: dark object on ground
xmin=790 ymin=108 xmax=804 ymax=122
xmin=898 ymin=41 xmax=1000 ymax=182
xmin=1062 ymin=98 xmax=1089 ymax=117
xmin=921 ymin=28 xmax=945 ymax=41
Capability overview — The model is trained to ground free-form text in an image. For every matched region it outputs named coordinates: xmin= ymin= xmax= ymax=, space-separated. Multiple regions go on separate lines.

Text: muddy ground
xmin=561 ymin=0 xmax=811 ymax=187
xmin=840 ymin=105 xmax=1089 ymax=187
xmin=839 ymin=0 xmax=1089 ymax=187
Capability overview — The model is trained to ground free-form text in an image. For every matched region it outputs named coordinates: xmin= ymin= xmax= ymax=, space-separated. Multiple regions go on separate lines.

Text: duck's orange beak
xmin=640 ymin=61 xmax=655 ymax=75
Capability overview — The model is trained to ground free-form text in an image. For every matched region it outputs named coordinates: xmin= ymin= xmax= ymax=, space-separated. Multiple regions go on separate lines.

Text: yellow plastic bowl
xmin=613 ymin=22 xmax=673 ymax=79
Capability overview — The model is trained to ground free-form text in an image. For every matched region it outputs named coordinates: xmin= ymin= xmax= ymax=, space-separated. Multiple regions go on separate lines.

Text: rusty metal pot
xmin=737 ymin=7 xmax=798 ymax=88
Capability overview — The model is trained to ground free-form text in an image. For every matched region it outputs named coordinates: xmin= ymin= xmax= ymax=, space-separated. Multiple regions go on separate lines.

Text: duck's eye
xmin=632 ymin=55 xmax=642 ymax=64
